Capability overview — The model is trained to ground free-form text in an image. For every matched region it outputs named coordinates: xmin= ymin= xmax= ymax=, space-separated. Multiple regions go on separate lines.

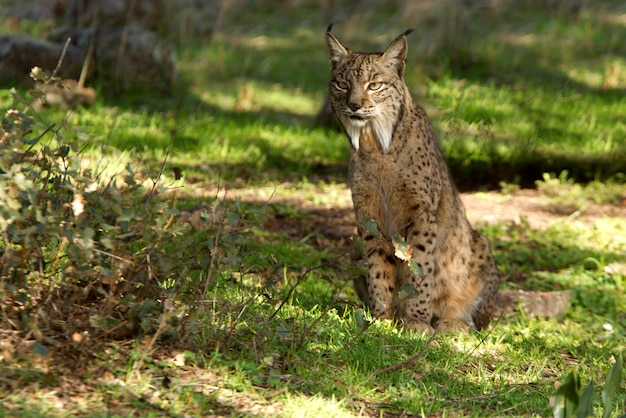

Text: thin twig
xmin=269 ymin=250 xmax=349 ymax=322
xmin=342 ymin=274 xmax=426 ymax=349
xmin=18 ymin=124 xmax=55 ymax=162
xmin=131 ymin=302 xmax=171 ymax=375
xmin=269 ymin=267 xmax=312 ymax=322
xmin=145 ymin=106 xmax=199 ymax=203
xmin=461 ymin=305 xmax=506 ymax=360
xmin=49 ymin=38 xmax=72 ymax=82
xmin=201 ymin=221 xmax=223 ymax=300
xmin=222 ymin=290 xmax=262 ymax=351
xmin=145 ymin=134 xmax=175 ymax=203
xmin=78 ymin=11 xmax=99 ymax=89
xmin=371 ymin=302 xmax=447 ymax=377
xmin=92 ymin=248 xmax=134 ymax=264
xmin=295 ymin=278 xmax=351 ymax=351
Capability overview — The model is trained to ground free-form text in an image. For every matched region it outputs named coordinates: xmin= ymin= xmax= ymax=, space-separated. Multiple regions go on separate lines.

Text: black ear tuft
xmin=327 ymin=23 xmax=334 ymax=33
xmin=403 ymin=28 xmax=416 ymax=37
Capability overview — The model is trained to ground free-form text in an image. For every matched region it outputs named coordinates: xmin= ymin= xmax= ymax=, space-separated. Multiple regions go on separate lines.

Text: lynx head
xmin=326 ymin=26 xmax=414 ymax=153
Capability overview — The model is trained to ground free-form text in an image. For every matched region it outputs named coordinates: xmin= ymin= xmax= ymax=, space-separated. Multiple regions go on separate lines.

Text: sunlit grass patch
xmin=2 ymin=1 xmax=626 ymax=417
xmin=281 ymin=394 xmax=355 ymax=418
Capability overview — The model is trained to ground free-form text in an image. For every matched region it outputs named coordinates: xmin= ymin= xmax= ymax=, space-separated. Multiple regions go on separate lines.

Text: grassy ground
xmin=1 ymin=0 xmax=625 ymax=416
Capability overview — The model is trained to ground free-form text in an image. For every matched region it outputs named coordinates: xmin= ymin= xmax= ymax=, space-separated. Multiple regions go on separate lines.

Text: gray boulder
xmin=49 ymin=25 xmax=177 ymax=92
xmin=0 ymin=35 xmax=87 ymax=87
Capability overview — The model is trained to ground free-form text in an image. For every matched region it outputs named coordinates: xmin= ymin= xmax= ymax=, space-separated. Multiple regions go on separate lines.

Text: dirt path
xmin=461 ymin=189 xmax=626 ymax=230
xmin=200 ymin=184 xmax=626 ymax=248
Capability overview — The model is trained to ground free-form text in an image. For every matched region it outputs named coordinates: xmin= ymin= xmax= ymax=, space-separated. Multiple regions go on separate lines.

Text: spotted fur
xmin=326 ymin=27 xmax=501 ymax=332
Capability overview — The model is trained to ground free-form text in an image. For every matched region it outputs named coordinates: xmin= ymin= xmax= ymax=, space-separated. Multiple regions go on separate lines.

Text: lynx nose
xmin=348 ymin=102 xmax=361 ymax=112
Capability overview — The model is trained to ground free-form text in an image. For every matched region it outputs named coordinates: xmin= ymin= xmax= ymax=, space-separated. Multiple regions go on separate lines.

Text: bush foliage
xmin=0 ymin=69 xmax=252 ymax=351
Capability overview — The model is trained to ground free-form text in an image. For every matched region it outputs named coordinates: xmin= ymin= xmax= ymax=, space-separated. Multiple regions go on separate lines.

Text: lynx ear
xmin=326 ymin=28 xmax=349 ymax=68
xmin=381 ymin=28 xmax=414 ymax=77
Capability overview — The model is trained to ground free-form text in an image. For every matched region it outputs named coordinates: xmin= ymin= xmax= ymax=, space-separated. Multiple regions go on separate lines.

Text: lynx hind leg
xmin=427 ymin=230 xmax=497 ymax=332
xmin=472 ymin=268 xmax=500 ymax=330
xmin=470 ymin=231 xmax=501 ymax=330
xmin=429 ymin=274 xmax=480 ymax=332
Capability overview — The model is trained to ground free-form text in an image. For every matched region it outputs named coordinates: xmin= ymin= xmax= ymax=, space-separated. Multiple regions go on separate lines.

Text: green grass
xmin=3 ymin=1 xmax=623 ymax=187
xmin=1 ymin=0 xmax=626 ymax=417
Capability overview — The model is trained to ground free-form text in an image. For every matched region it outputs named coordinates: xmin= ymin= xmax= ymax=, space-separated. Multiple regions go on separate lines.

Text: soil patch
xmin=219 ymin=185 xmax=626 ymax=251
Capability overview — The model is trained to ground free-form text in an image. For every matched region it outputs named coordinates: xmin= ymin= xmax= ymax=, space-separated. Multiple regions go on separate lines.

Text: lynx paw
xmin=403 ymin=321 xmax=434 ymax=335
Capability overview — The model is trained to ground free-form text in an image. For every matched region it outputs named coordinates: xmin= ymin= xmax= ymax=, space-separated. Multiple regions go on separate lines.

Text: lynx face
xmin=326 ymin=30 xmax=413 ymax=153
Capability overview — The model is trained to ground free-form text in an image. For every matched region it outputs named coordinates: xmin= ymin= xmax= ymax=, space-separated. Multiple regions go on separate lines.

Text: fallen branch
xmin=370 ymin=302 xmax=447 ymax=378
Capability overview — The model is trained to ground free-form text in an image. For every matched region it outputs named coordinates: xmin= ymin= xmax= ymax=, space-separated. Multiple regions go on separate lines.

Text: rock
xmin=0 ymin=35 xmax=87 ymax=87
xmin=496 ymin=289 xmax=571 ymax=320
xmin=49 ymin=25 xmax=177 ymax=92
xmin=0 ymin=0 xmax=58 ymax=22
xmin=61 ymin=0 xmax=163 ymax=30
xmin=59 ymin=0 xmax=224 ymax=40
xmin=2 ymin=0 xmax=178 ymax=93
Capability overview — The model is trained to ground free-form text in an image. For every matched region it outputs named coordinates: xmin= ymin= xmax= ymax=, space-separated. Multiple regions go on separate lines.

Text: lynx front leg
xmin=398 ymin=211 xmax=439 ymax=332
xmin=357 ymin=227 xmax=397 ymax=320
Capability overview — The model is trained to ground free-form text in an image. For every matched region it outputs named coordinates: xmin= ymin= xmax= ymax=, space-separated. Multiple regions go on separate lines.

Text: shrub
xmin=0 ymin=68 xmax=246 ymax=353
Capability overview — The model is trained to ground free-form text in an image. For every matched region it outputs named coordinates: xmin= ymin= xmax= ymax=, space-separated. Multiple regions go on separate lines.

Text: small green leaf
xmin=409 ymin=259 xmax=424 ymax=276
xmin=100 ymin=236 xmax=114 ymax=249
xmin=354 ymin=309 xmax=370 ymax=330
xmin=353 ymin=237 xmax=365 ymax=258
xmin=226 ymin=211 xmax=240 ymax=226
xmin=89 ymin=314 xmax=121 ymax=329
xmin=554 ymin=370 xmax=580 ymax=418
xmin=117 ymin=209 xmax=135 ymax=223
xmin=360 ymin=218 xmax=381 ymax=238
xmin=575 ymin=381 xmax=594 ymax=418
xmin=82 ymin=227 xmax=95 ymax=240
xmin=44 ymin=337 xmax=62 ymax=347
xmin=31 ymin=342 xmax=50 ymax=358
xmin=276 ymin=324 xmax=291 ymax=339
xmin=399 ymin=283 xmax=418 ymax=299
xmin=602 ymin=352 xmax=623 ymax=418
xmin=183 ymin=350 xmax=197 ymax=362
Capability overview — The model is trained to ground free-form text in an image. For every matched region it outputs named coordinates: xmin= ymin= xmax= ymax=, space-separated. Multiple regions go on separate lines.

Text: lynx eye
xmin=368 ymin=82 xmax=383 ymax=91
xmin=334 ymin=80 xmax=349 ymax=90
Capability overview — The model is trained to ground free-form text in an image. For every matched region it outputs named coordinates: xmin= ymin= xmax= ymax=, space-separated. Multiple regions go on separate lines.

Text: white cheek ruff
xmin=343 ymin=118 xmax=366 ymax=151
xmin=342 ymin=118 xmax=393 ymax=153
xmin=370 ymin=118 xmax=393 ymax=153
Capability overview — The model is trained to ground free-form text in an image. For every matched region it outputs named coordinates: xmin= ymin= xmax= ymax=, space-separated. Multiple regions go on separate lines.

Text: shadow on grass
xmin=3 ymin=1 xmax=625 ymax=190
xmin=106 ymin=2 xmax=624 ymax=190
xmin=436 ymin=3 xmax=626 ymax=187
xmin=220 ymin=201 xmax=623 ymax=415
xmin=1 ymin=197 xmax=622 ymax=416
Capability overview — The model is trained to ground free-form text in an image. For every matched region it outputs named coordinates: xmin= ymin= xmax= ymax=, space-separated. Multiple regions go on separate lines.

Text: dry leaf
xmin=71 ymin=194 xmax=85 ymax=217
xmin=173 ymin=352 xmax=186 ymax=367
xmin=393 ymin=235 xmax=413 ymax=261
